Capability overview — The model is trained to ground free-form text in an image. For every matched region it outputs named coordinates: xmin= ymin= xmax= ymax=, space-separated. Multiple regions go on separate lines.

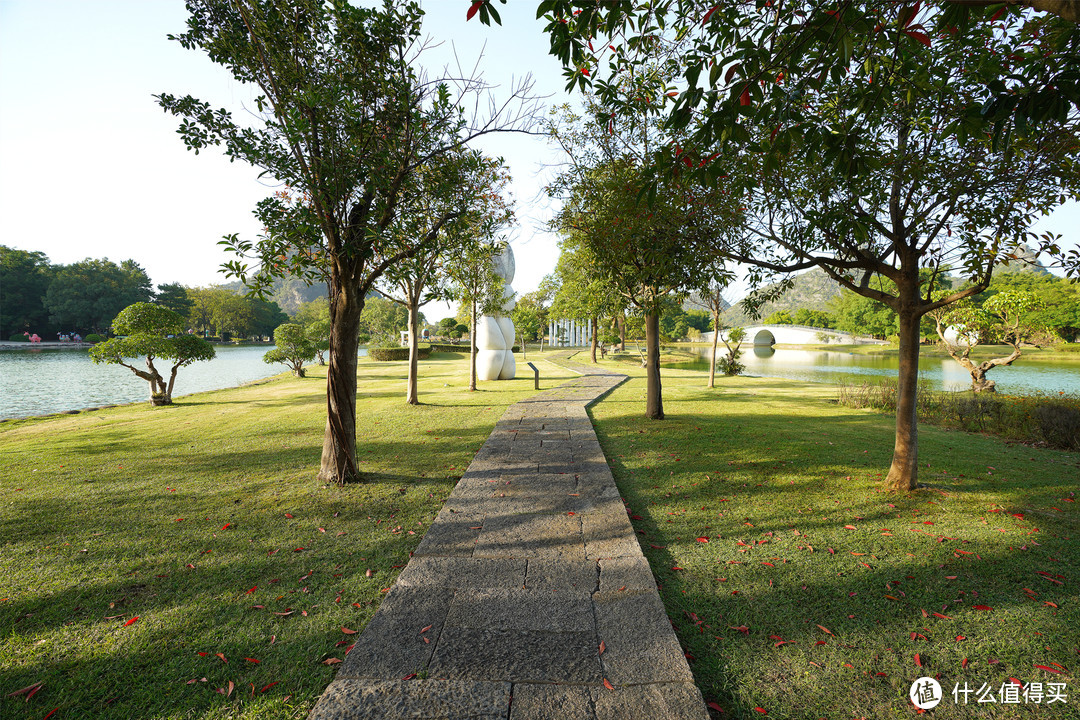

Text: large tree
xmin=0 ymin=246 xmax=52 ymax=337
xmin=549 ymin=100 xmax=739 ymax=419
xmin=532 ymin=1 xmax=1080 ymax=490
xmin=719 ymin=16 xmax=1080 ymax=490
xmin=45 ymin=258 xmax=153 ymax=334
xmin=158 ymin=0 xmax=536 ymax=483
xmin=532 ymin=1 xmax=1080 ymax=166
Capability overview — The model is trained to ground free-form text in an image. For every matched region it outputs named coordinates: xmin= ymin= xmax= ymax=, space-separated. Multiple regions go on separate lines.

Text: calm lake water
xmin=0 ymin=345 xmax=365 ymax=420
xmin=670 ymin=346 xmax=1080 ymax=396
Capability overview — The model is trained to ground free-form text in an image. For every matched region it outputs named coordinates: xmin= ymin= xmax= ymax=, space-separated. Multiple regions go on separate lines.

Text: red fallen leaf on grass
xmin=1009 ymin=677 xmax=1024 ymax=686
xmin=322 ymin=658 xmax=342 ymax=665
xmin=245 ymin=658 xmax=260 ymax=664
xmin=962 ymin=658 xmax=969 ymax=668
xmin=816 ymin=624 xmax=833 ymax=636
xmin=729 ymin=625 xmax=750 ymax=635
xmin=696 ymin=537 xmax=709 ymax=543
xmin=261 ymin=682 xmax=278 ymax=693
xmin=284 ymin=513 xmax=293 ymax=518
xmin=341 ymin=627 xmax=357 ymax=635
xmin=221 ymin=524 xmax=230 ymax=531
xmin=273 ymin=610 xmax=294 ymax=617
xmin=186 ymin=563 xmax=195 ymax=568
xmin=603 ymin=678 xmax=615 ymax=690
xmin=843 ymin=525 xmax=856 ymax=530
xmin=6 ymin=681 xmax=42 ymax=698
xmin=246 ymin=586 xmax=258 ymax=594
xmin=914 ymin=653 xmax=922 ymax=667
xmin=124 ymin=616 xmax=139 ymax=626
xmin=42 ymin=709 xmax=59 ymax=720
xmin=216 ymin=653 xmax=228 ymax=663
xmin=754 ymin=708 xmax=767 ymax=715
xmin=599 ymin=641 xmax=606 ymax=655
xmin=293 ymin=547 xmax=306 ymax=552
xmin=920 ymin=608 xmax=929 ymax=618
xmin=707 ymin=700 xmax=725 ymax=712
xmin=933 ymin=612 xmax=952 ymax=620
xmin=672 ymin=566 xmax=685 ymax=571
xmin=956 ymin=636 xmax=966 ymax=641
xmin=1045 ymin=601 xmax=1059 ymax=608
xmin=972 ymin=605 xmax=993 ymax=611
xmin=1035 ymin=664 xmax=1064 ymax=674
xmin=815 ymin=640 xmax=827 ymax=645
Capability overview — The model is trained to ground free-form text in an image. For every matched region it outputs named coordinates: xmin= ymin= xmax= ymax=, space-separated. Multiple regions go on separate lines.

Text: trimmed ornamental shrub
xmin=368 ymin=346 xmax=432 ymax=362
xmin=8 ymin=334 xmax=29 ymax=342
xmin=84 ymin=333 xmax=106 ymax=344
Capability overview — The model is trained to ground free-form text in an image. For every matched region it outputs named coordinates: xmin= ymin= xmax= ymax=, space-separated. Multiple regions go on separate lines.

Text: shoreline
xmin=0 ymin=341 xmax=91 ymax=349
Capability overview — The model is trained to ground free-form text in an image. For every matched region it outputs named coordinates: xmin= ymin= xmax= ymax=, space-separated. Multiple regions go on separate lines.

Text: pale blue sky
xmin=1 ymin=1 xmax=1076 ymax=322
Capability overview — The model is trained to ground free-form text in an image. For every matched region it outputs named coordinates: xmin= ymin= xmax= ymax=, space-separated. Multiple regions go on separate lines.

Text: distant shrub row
xmin=837 ymin=378 xmax=1080 ymax=451
xmin=367 ymin=346 xmax=432 ymax=362
xmin=424 ymin=343 xmax=519 ymax=353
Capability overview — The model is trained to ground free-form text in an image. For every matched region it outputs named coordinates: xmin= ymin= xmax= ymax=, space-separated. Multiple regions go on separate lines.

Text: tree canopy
xmin=45 ymin=258 xmax=153 ymax=334
xmin=160 ymin=0 xmax=538 ymax=484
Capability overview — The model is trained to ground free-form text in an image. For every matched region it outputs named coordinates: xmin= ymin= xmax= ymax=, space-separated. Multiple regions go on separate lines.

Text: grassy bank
xmin=581 ymin=354 xmax=1079 ymax=719
xmin=0 ymin=351 xmax=573 ymax=720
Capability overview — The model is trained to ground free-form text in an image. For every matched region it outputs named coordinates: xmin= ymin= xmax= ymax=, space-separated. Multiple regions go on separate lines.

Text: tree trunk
xmin=590 ymin=317 xmax=598 ymax=363
xmin=885 ymin=303 xmax=922 ymax=492
xmin=406 ymin=300 xmax=420 ymax=405
xmin=318 ymin=272 xmax=363 ymax=485
xmin=645 ymin=309 xmax=664 ymax=420
xmin=618 ymin=313 xmax=626 ymax=351
xmin=520 ymin=331 xmax=527 ymax=360
xmin=469 ymin=299 xmax=477 ymax=392
xmin=709 ymin=311 xmax=719 ymax=389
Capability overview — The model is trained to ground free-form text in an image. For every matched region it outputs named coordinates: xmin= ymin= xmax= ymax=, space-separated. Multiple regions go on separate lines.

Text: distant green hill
xmin=222 ymin=275 xmax=327 ymax=316
xmin=724 ymin=267 xmax=842 ymax=324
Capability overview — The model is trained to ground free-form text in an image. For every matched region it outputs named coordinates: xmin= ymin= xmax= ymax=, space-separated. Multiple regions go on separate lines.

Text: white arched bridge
xmin=701 ymin=324 xmax=883 ymax=346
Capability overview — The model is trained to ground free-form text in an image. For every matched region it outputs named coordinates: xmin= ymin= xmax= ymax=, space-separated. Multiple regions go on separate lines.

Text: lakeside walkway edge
xmin=310 ymin=352 xmax=709 ymax=720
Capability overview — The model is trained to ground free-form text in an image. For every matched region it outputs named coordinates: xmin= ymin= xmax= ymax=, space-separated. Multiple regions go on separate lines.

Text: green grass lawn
xmin=0 ymin=351 xmax=574 ymax=720
xmin=3 ymin=347 xmax=1077 ymax=720
xmin=583 ymin=353 xmax=1079 ymax=719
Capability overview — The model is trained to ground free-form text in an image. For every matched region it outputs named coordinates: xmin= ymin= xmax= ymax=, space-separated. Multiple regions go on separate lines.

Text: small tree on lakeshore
xmin=264 ymin=323 xmax=317 ymax=377
xmin=718 ymin=326 xmax=746 ymax=377
xmin=89 ymin=303 xmax=216 ymax=405
xmin=932 ymin=290 xmax=1049 ymax=393
xmin=306 ymin=319 xmax=330 ymax=366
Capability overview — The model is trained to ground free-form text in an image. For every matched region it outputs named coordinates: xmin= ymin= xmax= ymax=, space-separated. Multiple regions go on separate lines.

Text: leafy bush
xmin=7 ymin=334 xmax=29 ymax=342
xmin=368 ymin=346 xmax=431 ymax=362
xmin=84 ymin=333 xmax=106 ymax=344
xmin=837 ymin=378 xmax=1080 ymax=451
xmin=1032 ymin=404 xmax=1080 ymax=451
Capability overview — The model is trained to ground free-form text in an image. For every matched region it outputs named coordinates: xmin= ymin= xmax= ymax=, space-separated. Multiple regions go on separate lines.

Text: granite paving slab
xmin=309 ymin=352 xmax=709 ymax=720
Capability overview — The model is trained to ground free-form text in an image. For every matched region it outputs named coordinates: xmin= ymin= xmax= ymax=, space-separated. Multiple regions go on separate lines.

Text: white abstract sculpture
xmin=475 ymin=244 xmax=517 ymax=381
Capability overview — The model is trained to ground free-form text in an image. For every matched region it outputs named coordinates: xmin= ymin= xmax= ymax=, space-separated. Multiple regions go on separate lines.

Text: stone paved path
xmin=310 ymin=354 xmax=708 ymax=720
